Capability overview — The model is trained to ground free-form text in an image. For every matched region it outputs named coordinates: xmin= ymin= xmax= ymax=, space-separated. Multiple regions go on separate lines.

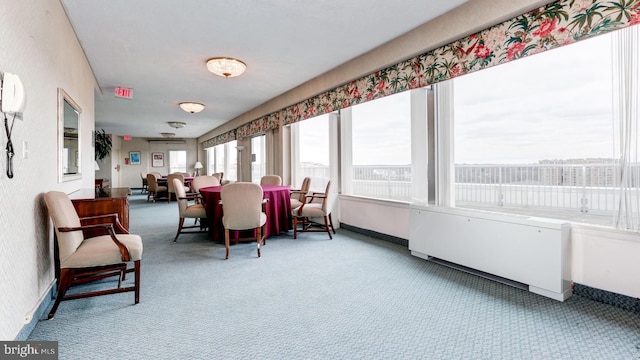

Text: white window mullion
xmin=434 ymin=81 xmax=455 ymax=207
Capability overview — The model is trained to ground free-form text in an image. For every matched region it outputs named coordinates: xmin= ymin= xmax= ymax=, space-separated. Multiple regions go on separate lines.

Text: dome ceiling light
xmin=168 ymin=121 xmax=186 ymax=129
xmin=206 ymin=57 xmax=247 ymax=78
xmin=179 ymin=102 xmax=205 ymax=114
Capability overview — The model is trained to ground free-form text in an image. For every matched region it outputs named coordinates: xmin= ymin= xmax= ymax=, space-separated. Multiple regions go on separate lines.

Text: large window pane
xmin=251 ymin=135 xmax=265 ymax=183
xmin=350 ymin=91 xmax=411 ymax=201
xmin=295 ymin=114 xmax=330 ymax=192
xmin=169 ymin=150 xmax=187 ymax=173
xmin=453 ymin=32 xmax=618 ymax=224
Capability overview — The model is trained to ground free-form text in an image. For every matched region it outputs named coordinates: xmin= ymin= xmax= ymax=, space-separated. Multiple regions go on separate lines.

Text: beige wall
xmin=115 ymin=137 xmax=199 ymax=188
xmin=0 ymin=0 xmax=97 ymax=339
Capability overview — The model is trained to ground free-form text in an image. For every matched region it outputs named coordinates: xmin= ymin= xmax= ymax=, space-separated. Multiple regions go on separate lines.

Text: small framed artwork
xmin=152 ymin=152 xmax=164 ymax=167
xmin=129 ymin=151 xmax=141 ymax=165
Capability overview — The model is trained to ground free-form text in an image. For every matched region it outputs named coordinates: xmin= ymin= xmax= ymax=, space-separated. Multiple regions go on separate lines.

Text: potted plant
xmin=94 ymin=129 xmax=112 ymax=162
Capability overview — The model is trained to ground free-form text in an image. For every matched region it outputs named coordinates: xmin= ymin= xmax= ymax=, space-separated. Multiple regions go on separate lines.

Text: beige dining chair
xmin=190 ymin=175 xmax=221 ymax=205
xmin=292 ymin=180 xmax=336 ymax=239
xmin=139 ymin=172 xmax=148 ymax=194
xmin=172 ymin=178 xmax=208 ymax=242
xmin=167 ymin=173 xmax=190 ymax=203
xmin=147 ymin=173 xmax=168 ymax=202
xmin=290 ymin=177 xmax=311 ymax=210
xmin=212 ymin=172 xmax=224 ymax=183
xmin=220 ymin=182 xmax=267 ymax=259
xmin=44 ymin=191 xmax=143 ymax=319
xmin=260 ymin=175 xmax=282 ymax=186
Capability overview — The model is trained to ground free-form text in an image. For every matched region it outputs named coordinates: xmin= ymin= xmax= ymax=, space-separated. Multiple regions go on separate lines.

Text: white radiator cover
xmin=409 ymin=205 xmax=572 ymax=301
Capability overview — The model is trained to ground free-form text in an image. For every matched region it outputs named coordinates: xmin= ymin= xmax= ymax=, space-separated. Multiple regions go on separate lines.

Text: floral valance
xmin=203 ymin=0 xmax=640 ymax=145
xmin=202 ymin=129 xmax=236 ymax=149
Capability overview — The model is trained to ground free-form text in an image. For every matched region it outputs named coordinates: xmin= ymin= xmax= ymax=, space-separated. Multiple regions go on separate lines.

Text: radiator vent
xmin=409 ymin=205 xmax=571 ymax=301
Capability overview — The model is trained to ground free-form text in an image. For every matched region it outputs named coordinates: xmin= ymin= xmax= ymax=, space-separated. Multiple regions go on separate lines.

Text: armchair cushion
xmin=62 ymin=234 xmax=143 ymax=268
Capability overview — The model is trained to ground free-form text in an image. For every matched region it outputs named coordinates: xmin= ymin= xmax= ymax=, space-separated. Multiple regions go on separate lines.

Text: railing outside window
xmin=324 ymin=163 xmax=637 ymax=221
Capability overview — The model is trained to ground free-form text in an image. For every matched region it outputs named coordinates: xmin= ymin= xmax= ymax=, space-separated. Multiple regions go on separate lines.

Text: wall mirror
xmin=58 ymin=88 xmax=82 ymax=182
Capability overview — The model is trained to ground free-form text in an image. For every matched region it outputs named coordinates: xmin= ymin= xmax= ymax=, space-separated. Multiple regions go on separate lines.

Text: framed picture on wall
xmin=152 ymin=152 xmax=164 ymax=167
xmin=129 ymin=151 xmax=141 ymax=165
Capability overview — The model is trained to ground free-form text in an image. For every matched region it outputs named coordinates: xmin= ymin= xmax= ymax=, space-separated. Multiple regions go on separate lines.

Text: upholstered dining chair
xmin=147 ymin=173 xmax=168 ymax=202
xmin=220 ymin=182 xmax=267 ymax=259
xmin=260 ymin=174 xmax=282 ymax=186
xmin=44 ymin=191 xmax=143 ymax=319
xmin=292 ymin=180 xmax=336 ymax=239
xmin=191 ymin=175 xmax=220 ymax=193
xmin=190 ymin=175 xmax=220 ymax=204
xmin=172 ymin=178 xmax=207 ymax=242
xmin=212 ymin=172 xmax=223 ymax=183
xmin=290 ymin=177 xmax=311 ymax=210
xmin=139 ymin=172 xmax=148 ymax=194
xmin=167 ymin=173 xmax=190 ymax=203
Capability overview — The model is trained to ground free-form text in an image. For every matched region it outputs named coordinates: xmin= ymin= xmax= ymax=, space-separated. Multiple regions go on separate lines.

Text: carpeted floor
xmin=28 ymin=193 xmax=640 ymax=359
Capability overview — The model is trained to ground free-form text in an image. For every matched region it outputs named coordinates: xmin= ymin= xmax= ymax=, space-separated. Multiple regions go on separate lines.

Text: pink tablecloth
xmin=199 ymin=185 xmax=292 ymax=242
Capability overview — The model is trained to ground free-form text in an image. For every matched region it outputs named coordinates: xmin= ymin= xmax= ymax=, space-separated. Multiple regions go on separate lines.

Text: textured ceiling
xmin=61 ymin=0 xmax=468 ymax=138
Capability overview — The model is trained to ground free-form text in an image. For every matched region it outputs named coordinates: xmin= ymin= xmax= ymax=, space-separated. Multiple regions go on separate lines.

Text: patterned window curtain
xmin=613 ymin=25 xmax=640 ymax=231
xmin=202 ymin=0 xmax=640 ymax=148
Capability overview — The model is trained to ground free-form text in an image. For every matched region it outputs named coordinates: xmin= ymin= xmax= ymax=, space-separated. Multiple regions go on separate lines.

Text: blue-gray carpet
xmin=28 ymin=193 xmax=640 ymax=359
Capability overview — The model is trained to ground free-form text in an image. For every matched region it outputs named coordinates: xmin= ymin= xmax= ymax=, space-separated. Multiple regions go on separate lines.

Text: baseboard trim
xmin=573 ymin=283 xmax=640 ymax=314
xmin=15 ymin=281 xmax=55 ymax=340
xmin=340 ymin=223 xmax=408 ymax=247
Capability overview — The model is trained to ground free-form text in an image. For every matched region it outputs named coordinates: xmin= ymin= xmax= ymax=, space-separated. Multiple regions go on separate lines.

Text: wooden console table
xmin=69 ymin=187 xmax=131 ymax=237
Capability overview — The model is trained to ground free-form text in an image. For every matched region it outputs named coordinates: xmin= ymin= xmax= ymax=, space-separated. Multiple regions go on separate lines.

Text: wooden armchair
xmin=44 ymin=191 xmax=143 ymax=319
xmin=292 ymin=180 xmax=336 ymax=239
xmin=172 ymin=178 xmax=208 ymax=242
xmin=290 ymin=177 xmax=311 ymax=210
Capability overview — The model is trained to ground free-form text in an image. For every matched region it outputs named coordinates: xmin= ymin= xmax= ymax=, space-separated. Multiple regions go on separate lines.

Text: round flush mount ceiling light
xmin=168 ymin=121 xmax=186 ymax=129
xmin=206 ymin=57 xmax=247 ymax=78
xmin=179 ymin=102 xmax=205 ymax=114
xmin=161 ymin=132 xmax=176 ymax=138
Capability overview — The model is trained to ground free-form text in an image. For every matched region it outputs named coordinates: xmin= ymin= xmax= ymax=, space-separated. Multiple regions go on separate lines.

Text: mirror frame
xmin=58 ymin=88 xmax=82 ymax=182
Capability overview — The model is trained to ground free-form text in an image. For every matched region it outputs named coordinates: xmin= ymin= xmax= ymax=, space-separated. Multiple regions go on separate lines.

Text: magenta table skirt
xmin=199 ymin=184 xmax=293 ymax=242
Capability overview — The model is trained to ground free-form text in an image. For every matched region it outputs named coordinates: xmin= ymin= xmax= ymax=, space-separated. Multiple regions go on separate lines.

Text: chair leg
xmin=323 ymin=216 xmax=333 ymax=240
xmin=224 ymin=228 xmax=230 ymax=260
xmin=134 ymin=260 xmax=141 ymax=304
xmin=293 ymin=216 xmax=298 ymax=239
xmin=48 ymin=268 xmax=73 ymax=319
xmin=174 ymin=218 xmax=185 ymax=242
xmin=256 ymin=227 xmax=261 ymax=257
xmin=328 ymin=214 xmax=336 ymax=234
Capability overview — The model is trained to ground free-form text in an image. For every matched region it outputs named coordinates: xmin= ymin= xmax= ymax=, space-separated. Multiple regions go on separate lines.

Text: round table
xmin=199 ymin=184 xmax=293 ymax=242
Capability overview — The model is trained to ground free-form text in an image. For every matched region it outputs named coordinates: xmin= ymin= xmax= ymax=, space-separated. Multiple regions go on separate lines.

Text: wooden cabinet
xmin=69 ymin=188 xmax=131 ymax=236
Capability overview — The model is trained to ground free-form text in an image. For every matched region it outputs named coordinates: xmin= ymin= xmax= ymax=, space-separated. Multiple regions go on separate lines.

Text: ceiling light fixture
xmin=168 ymin=121 xmax=186 ymax=129
xmin=161 ymin=132 xmax=176 ymax=138
xmin=179 ymin=102 xmax=205 ymax=114
xmin=206 ymin=57 xmax=247 ymax=78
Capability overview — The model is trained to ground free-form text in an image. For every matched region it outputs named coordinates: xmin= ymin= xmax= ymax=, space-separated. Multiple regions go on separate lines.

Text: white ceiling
xmin=60 ymin=0 xmax=468 ymax=139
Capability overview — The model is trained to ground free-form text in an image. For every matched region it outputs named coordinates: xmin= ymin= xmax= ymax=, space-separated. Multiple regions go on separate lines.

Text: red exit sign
xmin=115 ymin=87 xmax=133 ymax=99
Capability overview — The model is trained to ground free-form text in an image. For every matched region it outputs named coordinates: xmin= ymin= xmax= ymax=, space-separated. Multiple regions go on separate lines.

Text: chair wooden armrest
xmin=299 ymin=192 xmax=326 ymax=211
xmin=58 ymin=222 xmax=132 ymax=261
xmin=80 ymin=213 xmax=128 ymax=234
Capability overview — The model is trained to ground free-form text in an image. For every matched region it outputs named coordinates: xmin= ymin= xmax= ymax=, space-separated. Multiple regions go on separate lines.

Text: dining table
xmin=158 ymin=175 xmax=194 ymax=188
xmin=199 ymin=184 xmax=293 ymax=242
